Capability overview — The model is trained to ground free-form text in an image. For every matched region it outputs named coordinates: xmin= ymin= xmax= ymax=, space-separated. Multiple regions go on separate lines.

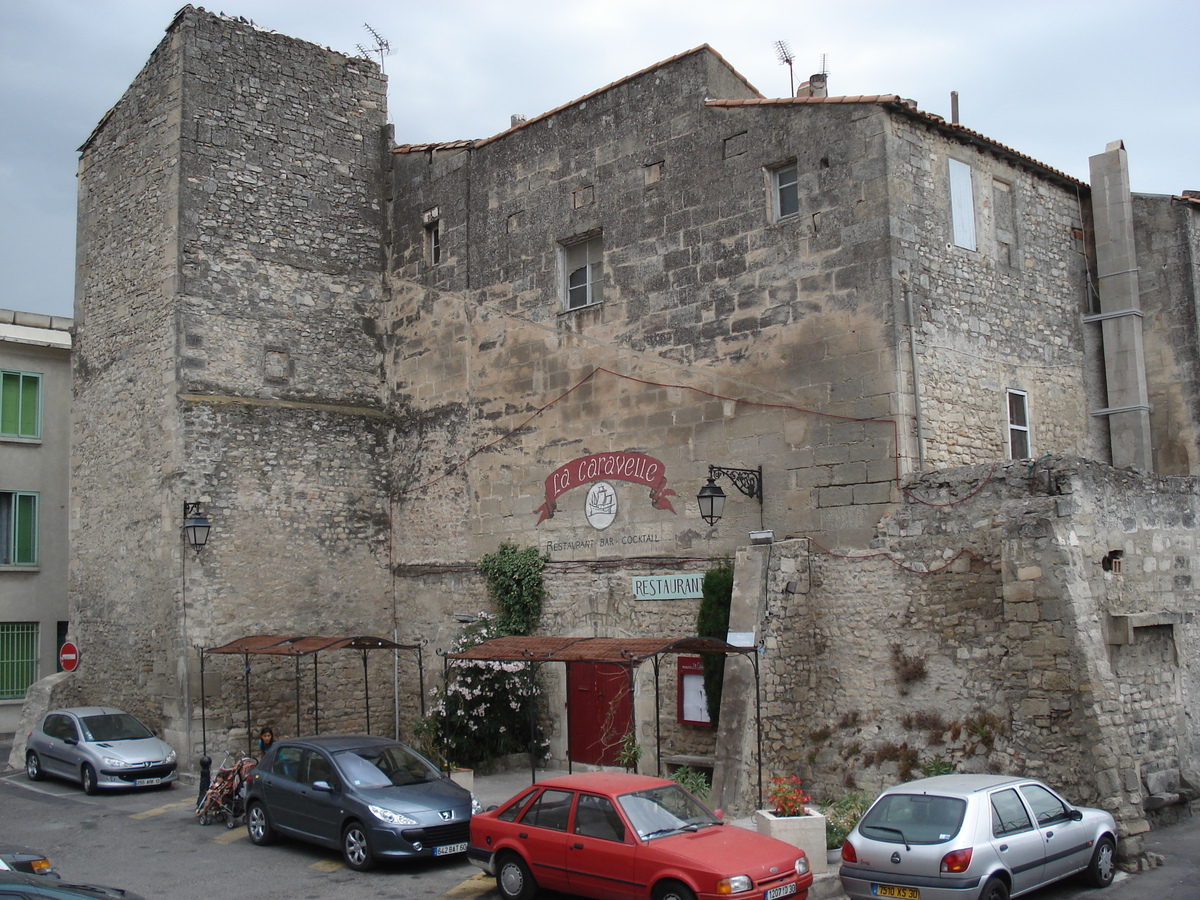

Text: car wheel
xmin=978 ymin=877 xmax=1010 ymax=900
xmin=25 ymin=751 xmax=44 ymax=781
xmin=496 ymin=852 xmax=536 ymax=900
xmin=1086 ymin=835 xmax=1116 ymax=888
xmin=246 ymin=802 xmax=277 ymax=845
xmin=653 ymin=881 xmax=697 ymax=900
xmin=81 ymin=764 xmax=99 ymax=796
xmin=342 ymin=821 xmax=376 ymax=872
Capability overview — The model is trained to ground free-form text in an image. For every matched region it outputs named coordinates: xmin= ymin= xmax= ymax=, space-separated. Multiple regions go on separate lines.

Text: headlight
xmin=715 ymin=875 xmax=752 ymax=894
xmin=369 ymin=805 xmax=418 ymax=826
xmin=471 ymin=793 xmax=482 ymax=814
xmin=795 ymin=856 xmax=810 ymax=876
xmin=102 ymin=756 xmax=127 ymax=768
xmin=164 ymin=749 xmax=177 ymax=764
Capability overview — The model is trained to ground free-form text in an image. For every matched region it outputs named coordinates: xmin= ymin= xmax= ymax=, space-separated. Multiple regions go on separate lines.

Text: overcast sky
xmin=1 ymin=0 xmax=1196 ymax=320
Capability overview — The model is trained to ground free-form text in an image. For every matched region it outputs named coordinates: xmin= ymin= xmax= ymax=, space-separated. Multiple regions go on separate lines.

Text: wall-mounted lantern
xmin=696 ymin=464 xmax=764 ymax=528
xmin=183 ymin=502 xmax=211 ymax=552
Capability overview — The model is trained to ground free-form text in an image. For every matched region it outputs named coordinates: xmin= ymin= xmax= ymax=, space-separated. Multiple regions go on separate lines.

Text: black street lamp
xmin=696 ymin=465 xmax=763 ymax=528
xmin=183 ymin=502 xmax=211 ymax=552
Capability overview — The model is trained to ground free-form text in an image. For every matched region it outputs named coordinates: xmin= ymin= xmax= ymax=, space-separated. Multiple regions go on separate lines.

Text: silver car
xmin=839 ymin=774 xmax=1117 ymax=900
xmin=25 ymin=707 xmax=178 ymax=794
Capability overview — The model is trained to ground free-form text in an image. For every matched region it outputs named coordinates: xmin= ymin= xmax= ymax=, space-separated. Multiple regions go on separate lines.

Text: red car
xmin=468 ymin=772 xmax=812 ymax=900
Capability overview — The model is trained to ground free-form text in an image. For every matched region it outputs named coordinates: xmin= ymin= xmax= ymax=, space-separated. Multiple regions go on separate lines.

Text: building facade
xmin=13 ymin=6 xmax=1198 ymax=860
xmin=0 ymin=309 xmax=72 ymax=735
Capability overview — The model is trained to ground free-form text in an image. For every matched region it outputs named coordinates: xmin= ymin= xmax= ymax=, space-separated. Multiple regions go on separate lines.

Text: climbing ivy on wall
xmin=478 ymin=542 xmax=548 ymax=635
xmin=696 ymin=559 xmax=734 ymax=727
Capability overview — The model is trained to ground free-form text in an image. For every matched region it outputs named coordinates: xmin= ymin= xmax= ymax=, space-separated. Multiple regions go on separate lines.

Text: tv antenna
xmin=774 ymin=40 xmax=795 ymax=96
xmin=357 ymin=23 xmax=392 ymax=72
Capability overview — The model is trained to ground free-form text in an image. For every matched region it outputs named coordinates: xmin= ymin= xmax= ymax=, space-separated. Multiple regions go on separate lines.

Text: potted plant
xmin=754 ymin=775 xmax=829 ymax=875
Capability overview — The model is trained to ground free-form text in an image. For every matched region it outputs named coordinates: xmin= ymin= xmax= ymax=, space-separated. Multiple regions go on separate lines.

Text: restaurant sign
xmin=631 ymin=574 xmax=704 ymax=601
xmin=536 ymin=452 xmax=676 ymax=525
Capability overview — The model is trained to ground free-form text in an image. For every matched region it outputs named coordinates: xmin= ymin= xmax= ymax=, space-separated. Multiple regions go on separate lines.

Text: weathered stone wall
xmin=1133 ymin=194 xmax=1200 ymax=475
xmin=888 ymin=114 xmax=1099 ymax=467
xmin=744 ymin=457 xmax=1196 ymax=854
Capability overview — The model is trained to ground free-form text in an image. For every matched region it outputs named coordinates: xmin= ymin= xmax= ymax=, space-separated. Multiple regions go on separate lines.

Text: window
xmin=949 ymin=159 xmax=976 ymax=250
xmin=0 ymin=491 xmax=38 ymax=566
xmin=993 ymin=179 xmax=1015 ymax=266
xmin=1007 ymin=390 xmax=1030 ymax=459
xmin=991 ymin=788 xmax=1033 ymax=837
xmin=422 ymin=207 xmax=441 ymax=266
xmin=773 ymin=163 xmax=799 ymax=220
xmin=562 ymin=236 xmax=603 ymax=311
xmin=573 ymin=794 xmax=626 ymax=842
xmin=1019 ymin=783 xmax=1073 ymax=826
xmin=0 ymin=622 xmax=38 ymax=700
xmin=524 ymin=789 xmax=574 ymax=831
xmin=1 ymin=370 xmax=41 ymax=439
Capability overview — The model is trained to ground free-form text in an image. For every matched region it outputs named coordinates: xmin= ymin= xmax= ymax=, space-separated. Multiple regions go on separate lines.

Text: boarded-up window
xmin=993 ymin=179 xmax=1015 ymax=266
xmin=949 ymin=159 xmax=976 ymax=250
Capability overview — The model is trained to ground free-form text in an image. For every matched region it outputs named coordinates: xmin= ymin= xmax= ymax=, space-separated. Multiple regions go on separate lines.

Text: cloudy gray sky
xmin=2 ymin=0 xmax=1196 ymax=320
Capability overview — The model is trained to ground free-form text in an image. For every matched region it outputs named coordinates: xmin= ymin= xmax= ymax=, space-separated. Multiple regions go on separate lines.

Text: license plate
xmin=135 ymin=777 xmax=162 ymax=787
xmin=433 ymin=842 xmax=468 ymax=856
xmin=765 ymin=883 xmax=797 ymax=900
xmin=872 ymin=885 xmax=919 ymax=899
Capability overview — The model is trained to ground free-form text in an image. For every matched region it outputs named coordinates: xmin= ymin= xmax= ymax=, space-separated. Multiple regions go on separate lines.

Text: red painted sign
xmin=536 ymin=452 xmax=677 ymax=523
xmin=59 ymin=641 xmax=80 ymax=672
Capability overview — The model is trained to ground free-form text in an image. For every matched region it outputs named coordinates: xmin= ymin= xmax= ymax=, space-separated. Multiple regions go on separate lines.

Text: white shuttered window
xmin=949 ymin=159 xmax=977 ymax=251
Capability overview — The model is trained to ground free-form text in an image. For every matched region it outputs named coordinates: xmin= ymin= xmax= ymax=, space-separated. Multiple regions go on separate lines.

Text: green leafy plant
xmin=696 ymin=560 xmax=734 ymax=726
xmin=764 ymin=775 xmax=812 ymax=816
xmin=478 ymin=543 xmax=548 ymax=635
xmin=670 ymin=766 xmax=711 ymax=802
xmin=615 ymin=731 xmax=642 ymax=772
xmin=919 ymin=756 xmax=954 ymax=777
xmin=822 ymin=790 xmax=871 ymax=849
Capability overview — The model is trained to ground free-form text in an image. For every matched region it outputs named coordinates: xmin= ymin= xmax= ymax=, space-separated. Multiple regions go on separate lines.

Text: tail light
xmin=841 ymin=840 xmax=858 ymax=863
xmin=941 ymin=848 xmax=973 ymax=873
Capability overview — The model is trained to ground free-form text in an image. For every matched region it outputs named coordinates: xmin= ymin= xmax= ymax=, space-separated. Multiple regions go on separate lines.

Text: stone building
xmin=14 ymin=6 xmax=1198 ymax=860
xmin=0 ymin=309 xmax=72 ymax=735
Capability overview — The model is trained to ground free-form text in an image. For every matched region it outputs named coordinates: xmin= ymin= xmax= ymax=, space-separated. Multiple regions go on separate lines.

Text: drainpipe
xmin=905 ymin=284 xmax=926 ymax=471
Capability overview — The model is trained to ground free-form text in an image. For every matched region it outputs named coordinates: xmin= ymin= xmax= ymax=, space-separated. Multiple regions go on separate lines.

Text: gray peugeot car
xmin=244 ymin=734 xmax=480 ymax=870
xmin=25 ymin=707 xmax=178 ymax=794
xmin=839 ymin=774 xmax=1117 ymax=900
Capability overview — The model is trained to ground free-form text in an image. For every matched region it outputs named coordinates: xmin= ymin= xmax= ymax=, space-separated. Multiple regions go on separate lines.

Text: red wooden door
xmin=567 ymin=662 xmax=632 ymax=766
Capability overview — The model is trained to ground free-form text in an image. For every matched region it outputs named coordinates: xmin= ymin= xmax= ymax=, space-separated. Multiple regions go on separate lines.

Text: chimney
xmin=796 ymin=73 xmax=828 ymax=98
xmin=510 ymin=114 xmax=527 ymax=128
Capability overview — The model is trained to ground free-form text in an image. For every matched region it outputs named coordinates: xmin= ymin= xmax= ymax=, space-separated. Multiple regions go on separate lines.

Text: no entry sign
xmin=59 ymin=641 xmax=80 ymax=672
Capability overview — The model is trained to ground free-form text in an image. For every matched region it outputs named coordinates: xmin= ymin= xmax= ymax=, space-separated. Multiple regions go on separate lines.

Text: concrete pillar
xmin=1088 ymin=141 xmax=1153 ymax=471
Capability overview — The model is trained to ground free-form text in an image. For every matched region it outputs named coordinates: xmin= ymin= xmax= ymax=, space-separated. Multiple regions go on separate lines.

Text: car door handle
xmin=1045 ymin=831 xmax=1054 ymax=839
xmin=518 ymin=832 xmax=528 ymax=839
xmin=572 ymin=843 xmax=584 ymax=850
xmin=998 ymin=844 xmax=1008 ymax=851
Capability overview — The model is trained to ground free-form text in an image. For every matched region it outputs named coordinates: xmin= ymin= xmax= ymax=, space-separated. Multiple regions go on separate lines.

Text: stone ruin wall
xmin=752 ymin=457 xmax=1196 ymax=855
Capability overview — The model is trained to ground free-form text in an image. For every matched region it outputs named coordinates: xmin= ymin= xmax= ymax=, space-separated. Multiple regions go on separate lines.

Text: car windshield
xmin=618 ymin=784 xmax=720 ymax=839
xmin=334 ymin=744 xmax=441 ymax=789
xmin=79 ymin=714 xmax=154 ymax=742
xmin=859 ymin=793 xmax=967 ymax=845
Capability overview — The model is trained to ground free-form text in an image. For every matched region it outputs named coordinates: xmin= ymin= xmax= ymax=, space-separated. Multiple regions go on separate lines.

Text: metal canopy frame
xmin=198 ymin=634 xmax=423 ymax=758
xmin=443 ymin=635 xmax=762 ymax=801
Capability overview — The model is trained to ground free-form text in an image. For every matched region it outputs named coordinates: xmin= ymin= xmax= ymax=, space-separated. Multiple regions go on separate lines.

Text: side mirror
xmin=64 ymin=737 xmax=78 ymax=746
xmin=312 ymin=780 xmax=334 ymax=793
xmin=1069 ymin=808 xmax=1083 ymax=821
xmin=713 ymin=809 xmax=724 ymax=820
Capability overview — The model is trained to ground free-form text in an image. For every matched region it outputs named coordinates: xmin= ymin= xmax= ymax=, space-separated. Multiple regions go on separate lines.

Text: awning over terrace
xmin=443 ymin=635 xmax=761 ymax=798
xmin=199 ymin=634 xmax=423 ymax=758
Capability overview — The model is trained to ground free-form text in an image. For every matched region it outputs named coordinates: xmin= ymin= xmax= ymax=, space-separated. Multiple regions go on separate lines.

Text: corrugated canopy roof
xmin=446 ymin=635 xmax=752 ymax=664
xmin=204 ymin=634 xmax=417 ymax=656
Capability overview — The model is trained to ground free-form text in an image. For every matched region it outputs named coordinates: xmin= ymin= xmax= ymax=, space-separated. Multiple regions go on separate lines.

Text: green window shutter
xmin=19 ymin=374 xmax=40 ymax=437
xmin=0 ymin=372 xmax=17 ymax=435
xmin=14 ymin=493 xmax=38 ymax=565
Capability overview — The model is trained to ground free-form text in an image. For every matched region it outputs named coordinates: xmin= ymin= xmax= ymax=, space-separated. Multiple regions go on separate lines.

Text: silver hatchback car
xmin=25 ymin=707 xmax=178 ymax=794
xmin=839 ymin=774 xmax=1117 ymax=900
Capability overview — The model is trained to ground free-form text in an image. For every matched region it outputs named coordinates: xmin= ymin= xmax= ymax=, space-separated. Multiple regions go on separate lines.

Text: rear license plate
xmin=433 ymin=842 xmax=468 ymax=856
xmin=872 ymin=885 xmax=919 ymax=899
xmin=765 ymin=883 xmax=796 ymax=900
xmin=135 ymin=777 xmax=162 ymax=787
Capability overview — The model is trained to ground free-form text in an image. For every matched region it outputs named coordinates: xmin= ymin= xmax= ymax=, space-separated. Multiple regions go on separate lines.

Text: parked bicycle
xmin=196 ymin=750 xmax=257 ymax=828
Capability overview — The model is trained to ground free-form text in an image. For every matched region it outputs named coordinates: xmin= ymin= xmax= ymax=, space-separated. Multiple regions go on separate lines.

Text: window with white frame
xmin=949 ymin=159 xmax=977 ymax=251
xmin=772 ymin=162 xmax=799 ymax=220
xmin=1007 ymin=390 xmax=1031 ymax=459
xmin=0 ymin=491 xmax=38 ymax=566
xmin=561 ymin=235 xmax=603 ymax=311
xmin=422 ymin=207 xmax=441 ymax=266
xmin=0 ymin=622 xmax=39 ymax=700
xmin=1 ymin=370 xmax=41 ymax=439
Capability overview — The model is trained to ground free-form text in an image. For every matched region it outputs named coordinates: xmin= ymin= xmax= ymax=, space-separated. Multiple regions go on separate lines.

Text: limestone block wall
xmin=748 ymin=458 xmax=1195 ymax=853
xmin=1132 ymin=194 xmax=1200 ymax=475
xmin=888 ymin=115 xmax=1099 ymax=468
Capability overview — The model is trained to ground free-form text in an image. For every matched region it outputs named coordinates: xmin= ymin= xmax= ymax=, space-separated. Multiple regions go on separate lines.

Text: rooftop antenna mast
xmin=774 ymin=40 xmax=795 ymax=96
xmin=357 ymin=23 xmax=392 ymax=73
